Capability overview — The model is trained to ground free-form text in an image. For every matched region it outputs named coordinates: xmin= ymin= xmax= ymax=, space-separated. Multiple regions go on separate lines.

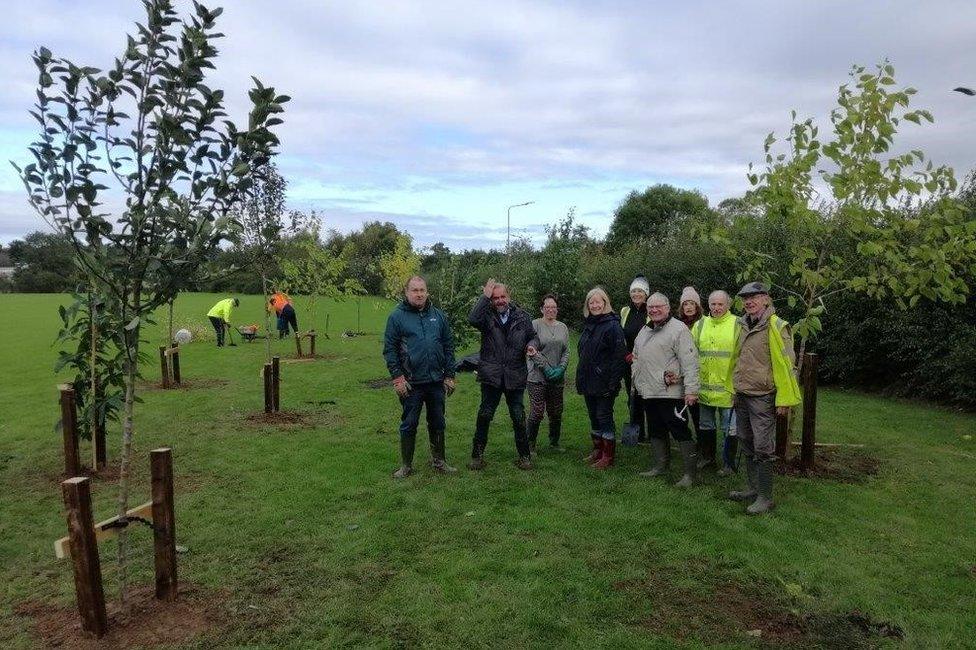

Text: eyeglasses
xmin=648 ymin=304 xmax=667 ymax=310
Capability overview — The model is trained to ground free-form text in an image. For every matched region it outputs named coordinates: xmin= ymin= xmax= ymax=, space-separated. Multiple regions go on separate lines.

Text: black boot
xmin=548 ymin=417 xmax=563 ymax=449
xmin=719 ymin=435 xmax=738 ymax=476
xmin=697 ymin=429 xmax=717 ymax=471
xmin=393 ymin=433 xmax=416 ymax=478
xmin=429 ymin=430 xmax=457 ymax=474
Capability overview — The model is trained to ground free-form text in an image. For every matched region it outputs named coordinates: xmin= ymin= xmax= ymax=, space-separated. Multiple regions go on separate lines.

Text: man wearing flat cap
xmin=725 ymin=282 xmax=801 ymax=514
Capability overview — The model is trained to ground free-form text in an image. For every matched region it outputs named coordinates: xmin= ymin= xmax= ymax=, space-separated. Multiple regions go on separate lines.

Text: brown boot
xmin=584 ymin=433 xmax=601 ymax=463
xmin=588 ymin=437 xmax=606 ymax=466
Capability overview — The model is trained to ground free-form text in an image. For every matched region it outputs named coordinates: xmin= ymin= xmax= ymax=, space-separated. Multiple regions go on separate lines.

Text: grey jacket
xmin=527 ymin=318 xmax=570 ymax=383
xmin=631 ymin=316 xmax=700 ymax=399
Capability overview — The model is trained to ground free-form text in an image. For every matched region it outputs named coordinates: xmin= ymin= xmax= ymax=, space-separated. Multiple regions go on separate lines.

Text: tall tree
xmin=14 ymin=0 xmax=287 ymax=598
xmin=730 ymin=61 xmax=975 ymax=367
xmin=605 ymin=184 xmax=712 ymax=251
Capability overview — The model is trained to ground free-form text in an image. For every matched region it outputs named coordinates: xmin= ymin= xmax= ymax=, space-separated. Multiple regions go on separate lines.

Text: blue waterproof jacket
xmin=383 ymin=299 xmax=456 ymax=384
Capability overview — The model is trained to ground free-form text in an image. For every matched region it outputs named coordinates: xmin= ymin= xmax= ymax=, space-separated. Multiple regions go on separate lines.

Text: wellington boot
xmin=467 ymin=456 xmax=486 ymax=471
xmin=393 ymin=433 xmax=416 ymax=478
xmin=588 ymin=437 xmax=606 ymax=466
xmin=674 ymin=440 xmax=698 ymax=487
xmin=584 ymin=434 xmax=601 ymax=462
xmin=593 ymin=438 xmax=615 ymax=469
xmin=639 ymin=438 xmax=670 ymax=477
xmin=515 ymin=456 xmax=534 ymax=470
xmin=696 ymin=429 xmax=717 ymax=471
xmin=429 ymin=430 xmax=457 ymax=473
xmin=548 ymin=418 xmax=562 ymax=448
xmin=728 ymin=455 xmax=758 ymax=501
xmin=527 ymin=419 xmax=541 ymax=452
xmin=746 ymin=460 xmax=775 ymax=514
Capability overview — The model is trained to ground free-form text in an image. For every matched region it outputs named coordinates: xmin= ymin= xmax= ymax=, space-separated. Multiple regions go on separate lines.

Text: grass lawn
xmin=1 ymin=292 xmax=974 ymax=648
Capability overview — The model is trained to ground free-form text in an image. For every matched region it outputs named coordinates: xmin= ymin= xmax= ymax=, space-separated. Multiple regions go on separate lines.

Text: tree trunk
xmin=89 ymin=290 xmax=97 ymax=442
xmin=168 ymin=297 xmax=174 ymax=345
xmin=262 ymin=273 xmax=272 ymax=363
xmin=115 ymin=296 xmax=140 ymax=604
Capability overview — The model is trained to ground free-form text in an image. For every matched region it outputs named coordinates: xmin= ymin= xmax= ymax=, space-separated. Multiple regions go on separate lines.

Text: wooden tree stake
xmin=775 ymin=412 xmax=790 ymax=461
xmin=60 ymin=385 xmax=81 ymax=476
xmin=800 ymin=353 xmax=820 ymax=470
xmin=150 ymin=448 xmax=177 ymax=601
xmin=294 ymin=332 xmax=303 ymax=358
xmin=159 ymin=346 xmax=170 ymax=389
xmin=170 ymin=342 xmax=181 ymax=385
xmin=61 ymin=477 xmax=107 ymax=637
xmin=272 ymin=355 xmax=280 ymax=412
xmin=263 ymin=363 xmax=273 ymax=413
xmin=309 ymin=330 xmax=316 ymax=357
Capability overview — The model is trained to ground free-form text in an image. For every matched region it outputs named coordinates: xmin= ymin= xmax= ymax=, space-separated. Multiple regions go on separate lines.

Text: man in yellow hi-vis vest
xmin=207 ymin=297 xmax=239 ymax=347
xmin=726 ymin=282 xmax=801 ymax=515
xmin=691 ymin=290 xmax=737 ymax=475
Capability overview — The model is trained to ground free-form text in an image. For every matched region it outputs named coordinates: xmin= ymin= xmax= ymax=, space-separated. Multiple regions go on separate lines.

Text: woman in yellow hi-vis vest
xmin=726 ymin=282 xmax=800 ymax=515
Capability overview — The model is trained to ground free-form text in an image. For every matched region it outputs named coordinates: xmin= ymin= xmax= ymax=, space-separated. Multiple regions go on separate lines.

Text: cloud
xmin=2 ymin=1 xmax=975 ymax=248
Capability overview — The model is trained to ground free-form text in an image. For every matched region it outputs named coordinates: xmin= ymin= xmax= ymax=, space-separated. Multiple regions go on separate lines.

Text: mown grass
xmin=1 ymin=292 xmax=974 ymax=648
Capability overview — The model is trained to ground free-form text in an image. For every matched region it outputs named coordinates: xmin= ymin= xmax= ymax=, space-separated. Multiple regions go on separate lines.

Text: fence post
xmin=800 ymin=353 xmax=819 ymax=470
xmin=159 ymin=346 xmax=170 ymax=389
xmin=170 ymin=342 xmax=181 ymax=386
xmin=775 ymin=412 xmax=790 ymax=461
xmin=309 ymin=331 xmax=316 ymax=357
xmin=263 ymin=363 xmax=273 ymax=414
xmin=60 ymin=385 xmax=81 ymax=476
xmin=294 ymin=332 xmax=303 ymax=358
xmin=61 ymin=477 xmax=108 ymax=637
xmin=150 ymin=448 xmax=177 ymax=601
xmin=272 ymin=356 xmax=280 ymax=412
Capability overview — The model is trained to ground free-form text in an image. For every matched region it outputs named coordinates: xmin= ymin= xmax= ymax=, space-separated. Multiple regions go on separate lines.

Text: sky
xmin=1 ymin=0 xmax=974 ymax=251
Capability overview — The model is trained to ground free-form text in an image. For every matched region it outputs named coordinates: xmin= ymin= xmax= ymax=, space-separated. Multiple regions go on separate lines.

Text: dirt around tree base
xmin=364 ymin=377 xmax=393 ymax=389
xmin=14 ymin=584 xmax=228 ymax=649
xmin=243 ymin=409 xmax=344 ymax=431
xmin=615 ymin=558 xmax=903 ymax=647
xmin=778 ymin=447 xmax=882 ymax=483
xmin=282 ymin=353 xmax=336 ymax=363
xmin=140 ymin=378 xmax=229 ymax=391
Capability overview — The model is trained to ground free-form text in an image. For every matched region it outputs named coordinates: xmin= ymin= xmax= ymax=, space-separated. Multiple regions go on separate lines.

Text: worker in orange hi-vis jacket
xmin=268 ymin=291 xmax=298 ymax=339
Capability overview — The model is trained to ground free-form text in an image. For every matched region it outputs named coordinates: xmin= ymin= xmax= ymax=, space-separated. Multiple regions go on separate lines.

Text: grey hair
xmin=647 ymin=292 xmax=669 ymax=306
xmin=708 ymin=290 xmax=730 ymax=303
xmin=404 ymin=275 xmax=427 ymax=290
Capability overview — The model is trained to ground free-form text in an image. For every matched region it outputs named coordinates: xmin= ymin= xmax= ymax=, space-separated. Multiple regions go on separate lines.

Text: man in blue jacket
xmin=383 ymin=276 xmax=458 ymax=478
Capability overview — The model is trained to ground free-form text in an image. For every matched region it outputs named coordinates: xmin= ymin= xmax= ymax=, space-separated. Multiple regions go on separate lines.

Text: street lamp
xmin=506 ymin=201 xmax=535 ymax=255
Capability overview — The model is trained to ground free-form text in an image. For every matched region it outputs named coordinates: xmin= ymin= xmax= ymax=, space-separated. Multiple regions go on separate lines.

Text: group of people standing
xmin=383 ymin=273 xmax=800 ymax=515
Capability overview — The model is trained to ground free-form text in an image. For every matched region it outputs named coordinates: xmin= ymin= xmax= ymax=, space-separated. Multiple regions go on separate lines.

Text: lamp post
xmin=506 ymin=201 xmax=535 ymax=256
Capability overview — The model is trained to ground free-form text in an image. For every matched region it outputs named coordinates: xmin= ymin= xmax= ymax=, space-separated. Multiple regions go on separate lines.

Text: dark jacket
xmin=576 ymin=312 xmax=628 ymax=396
xmin=383 ymin=299 xmax=456 ymax=384
xmin=468 ymin=295 xmax=538 ymax=389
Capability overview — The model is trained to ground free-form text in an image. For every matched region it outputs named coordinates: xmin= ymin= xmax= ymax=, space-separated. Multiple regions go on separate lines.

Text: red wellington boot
xmin=593 ymin=438 xmax=615 ymax=469
xmin=587 ymin=437 xmax=605 ymax=466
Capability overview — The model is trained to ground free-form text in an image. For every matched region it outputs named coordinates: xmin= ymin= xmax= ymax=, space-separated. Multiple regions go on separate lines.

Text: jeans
xmin=583 ymin=393 xmax=617 ymax=440
xmin=209 ymin=316 xmax=225 ymax=347
xmin=699 ymin=405 xmax=733 ymax=434
xmin=398 ymin=381 xmax=446 ymax=438
xmin=472 ymin=383 xmax=529 ymax=458
xmin=279 ymin=304 xmax=298 ymax=337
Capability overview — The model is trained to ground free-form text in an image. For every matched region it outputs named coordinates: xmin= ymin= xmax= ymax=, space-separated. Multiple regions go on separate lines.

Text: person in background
xmin=527 ymin=294 xmax=570 ymax=452
xmin=691 ymin=290 xmax=738 ymax=474
xmin=577 ymin=287 xmax=628 ymax=469
xmin=382 ymin=276 xmax=457 ymax=478
xmin=727 ymin=282 xmax=801 ymax=515
xmin=620 ymin=274 xmax=650 ymax=443
xmin=467 ymin=279 xmax=539 ymax=471
xmin=206 ymin=297 xmax=239 ymax=347
xmin=677 ymin=285 xmax=704 ymax=462
xmin=269 ymin=291 xmax=299 ymax=339
xmin=632 ymin=292 xmax=700 ymax=487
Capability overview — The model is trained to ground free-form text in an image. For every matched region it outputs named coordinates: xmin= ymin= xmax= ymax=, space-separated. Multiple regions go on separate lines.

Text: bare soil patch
xmin=282 ymin=352 xmax=337 ymax=363
xmin=778 ymin=447 xmax=882 ymax=483
xmin=614 ymin=558 xmax=902 ymax=647
xmin=243 ymin=408 xmax=344 ymax=431
xmin=13 ymin=583 xmax=229 ymax=649
xmin=140 ymin=378 xmax=229 ymax=391
xmin=364 ymin=377 xmax=392 ymax=389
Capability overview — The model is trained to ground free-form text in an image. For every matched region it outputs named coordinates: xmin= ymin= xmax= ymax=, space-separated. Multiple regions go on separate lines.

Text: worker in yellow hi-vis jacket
xmin=206 ymin=297 xmax=239 ymax=347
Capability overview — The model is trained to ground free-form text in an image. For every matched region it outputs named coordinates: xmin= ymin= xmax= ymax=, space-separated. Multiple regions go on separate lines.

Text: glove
xmin=443 ymin=377 xmax=456 ymax=397
xmin=544 ymin=366 xmax=565 ymax=381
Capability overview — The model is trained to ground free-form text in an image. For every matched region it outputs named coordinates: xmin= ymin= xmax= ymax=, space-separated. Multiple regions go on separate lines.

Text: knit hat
xmin=629 ymin=275 xmax=650 ymax=296
xmin=679 ymin=286 xmax=701 ymax=309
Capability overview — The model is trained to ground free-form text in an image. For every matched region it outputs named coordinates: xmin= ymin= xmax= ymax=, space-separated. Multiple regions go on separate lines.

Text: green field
xmin=1 ymin=292 xmax=974 ymax=648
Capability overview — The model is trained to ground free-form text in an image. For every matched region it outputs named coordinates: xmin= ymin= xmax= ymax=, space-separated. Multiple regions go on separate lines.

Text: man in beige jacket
xmin=632 ymin=292 xmax=700 ymax=487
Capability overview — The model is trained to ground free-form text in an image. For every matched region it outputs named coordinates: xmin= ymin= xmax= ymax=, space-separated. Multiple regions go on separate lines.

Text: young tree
xmin=230 ymin=163 xmax=296 ymax=361
xmin=281 ymin=216 xmax=347 ymax=333
xmin=730 ymin=61 xmax=976 ymax=367
xmin=14 ymin=0 xmax=288 ymax=598
xmin=377 ymin=233 xmax=421 ymax=300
